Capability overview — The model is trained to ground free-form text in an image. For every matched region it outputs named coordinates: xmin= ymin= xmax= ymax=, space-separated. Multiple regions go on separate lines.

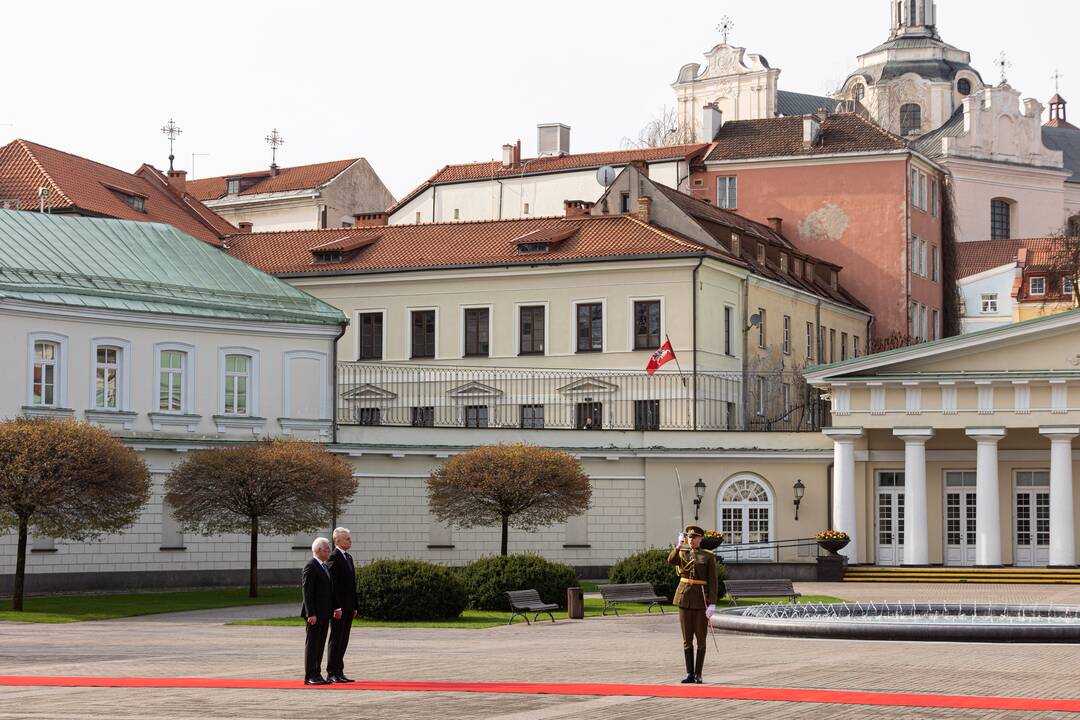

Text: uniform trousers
xmin=679 ymin=606 xmax=709 ymax=651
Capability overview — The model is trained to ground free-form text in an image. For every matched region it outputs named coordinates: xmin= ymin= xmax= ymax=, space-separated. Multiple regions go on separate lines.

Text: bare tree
xmin=1041 ymin=231 xmax=1080 ymax=308
xmin=428 ymin=444 xmax=591 ymax=556
xmin=165 ymin=440 xmax=356 ymax=597
xmin=0 ymin=419 xmax=150 ymax=611
xmin=622 ymin=106 xmax=693 ymax=149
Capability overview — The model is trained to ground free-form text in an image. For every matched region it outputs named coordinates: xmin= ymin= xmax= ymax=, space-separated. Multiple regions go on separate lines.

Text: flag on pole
xmin=646 ymin=339 xmax=677 ymax=375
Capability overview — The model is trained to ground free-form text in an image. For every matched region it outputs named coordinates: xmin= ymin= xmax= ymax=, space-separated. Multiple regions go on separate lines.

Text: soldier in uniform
xmin=667 ymin=525 xmax=718 ymax=684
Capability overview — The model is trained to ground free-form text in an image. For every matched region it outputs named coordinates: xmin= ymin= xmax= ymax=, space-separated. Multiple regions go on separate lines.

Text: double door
xmin=944 ymin=471 xmax=976 ymax=566
xmin=876 ymin=471 xmax=905 ymax=566
xmin=1014 ymin=471 xmax=1050 ymax=567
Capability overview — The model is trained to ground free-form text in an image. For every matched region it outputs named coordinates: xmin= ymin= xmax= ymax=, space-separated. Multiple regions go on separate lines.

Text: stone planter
xmin=700 ymin=536 xmax=723 ymax=551
xmin=817 ymin=538 xmax=850 ymax=555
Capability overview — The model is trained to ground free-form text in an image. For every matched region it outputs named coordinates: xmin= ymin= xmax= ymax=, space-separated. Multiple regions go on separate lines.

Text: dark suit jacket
xmin=328 ymin=547 xmax=359 ymax=613
xmin=300 ymin=557 xmax=335 ymax=620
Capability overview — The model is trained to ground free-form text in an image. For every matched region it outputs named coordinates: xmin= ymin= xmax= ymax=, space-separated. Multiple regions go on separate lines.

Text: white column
xmin=966 ymin=428 xmax=1006 ymax=566
xmin=825 ymin=428 xmax=864 ymax=564
xmin=1041 ymin=427 xmax=1079 ymax=567
xmin=895 ymin=428 xmax=934 ymax=565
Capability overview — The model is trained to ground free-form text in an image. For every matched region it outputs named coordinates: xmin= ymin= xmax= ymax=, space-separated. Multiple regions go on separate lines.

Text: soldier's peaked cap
xmin=684 ymin=525 xmax=705 ymax=537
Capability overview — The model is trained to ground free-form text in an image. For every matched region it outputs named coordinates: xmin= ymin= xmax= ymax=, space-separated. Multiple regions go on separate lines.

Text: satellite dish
xmin=749 ymin=313 xmax=762 ymax=328
xmin=596 ymin=165 xmax=617 ymax=188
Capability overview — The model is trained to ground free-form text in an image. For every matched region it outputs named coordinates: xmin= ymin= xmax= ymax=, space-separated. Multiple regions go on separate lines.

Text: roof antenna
xmin=265 ymin=128 xmax=284 ymax=176
xmin=161 ymin=118 xmax=182 ymax=172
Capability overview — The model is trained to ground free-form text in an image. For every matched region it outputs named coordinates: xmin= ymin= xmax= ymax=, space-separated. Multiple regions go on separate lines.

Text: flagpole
xmin=665 ymin=334 xmax=692 ymax=429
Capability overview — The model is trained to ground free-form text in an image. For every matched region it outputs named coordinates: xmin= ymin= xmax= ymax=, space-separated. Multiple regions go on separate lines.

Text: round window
xmin=957 ymin=78 xmax=972 ymax=96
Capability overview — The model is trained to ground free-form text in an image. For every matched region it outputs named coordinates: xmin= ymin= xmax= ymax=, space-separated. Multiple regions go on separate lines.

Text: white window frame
xmin=930 ymin=177 xmax=939 ymax=217
xmin=514 ymin=301 xmax=550 ymax=357
xmin=407 ymin=306 xmax=440 ymax=360
xmin=1063 ymin=277 xmax=1075 ymax=297
xmin=89 ymin=337 xmax=132 ymax=411
xmin=460 ymin=303 xmax=495 ymax=358
xmin=756 ymin=376 xmax=767 ymax=416
xmin=627 ymin=296 xmax=666 ymax=352
xmin=806 ymin=322 xmax=814 ymax=360
xmin=931 ymin=245 xmax=939 ymax=282
xmin=354 ymin=308 xmax=387 ymax=361
xmin=981 ymin=293 xmax=999 ymax=314
xmin=281 ymin=350 xmax=330 ymax=420
xmin=27 ymin=332 xmax=69 ymax=408
xmin=757 ymin=308 xmax=766 ymax=350
xmin=571 ymin=298 xmax=607 ymax=353
xmin=724 ymin=305 xmax=735 ymax=357
xmin=219 ymin=347 xmax=260 ymax=417
xmin=1030 ymin=276 xmax=1046 ymax=296
xmin=153 ymin=342 xmax=196 ymax=415
xmin=782 ymin=315 xmax=791 ymax=355
xmin=716 ymin=175 xmax=738 ymax=209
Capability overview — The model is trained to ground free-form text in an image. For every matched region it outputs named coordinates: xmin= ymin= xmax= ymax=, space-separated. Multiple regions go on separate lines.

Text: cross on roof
xmin=995 ymin=51 xmax=1012 ymax=86
xmin=717 ymin=16 xmax=734 ymax=45
xmin=160 ymin=118 xmax=182 ymax=172
xmin=1052 ymin=68 xmax=1065 ymax=93
xmin=265 ymin=128 xmax=284 ymax=168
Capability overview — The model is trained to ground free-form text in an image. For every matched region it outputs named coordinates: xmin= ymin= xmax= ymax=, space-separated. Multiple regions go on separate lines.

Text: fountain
xmin=711 ymin=602 xmax=1080 ymax=642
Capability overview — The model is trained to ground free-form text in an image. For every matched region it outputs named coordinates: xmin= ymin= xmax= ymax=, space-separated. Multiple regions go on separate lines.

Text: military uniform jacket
xmin=667 ymin=546 xmax=718 ymax=609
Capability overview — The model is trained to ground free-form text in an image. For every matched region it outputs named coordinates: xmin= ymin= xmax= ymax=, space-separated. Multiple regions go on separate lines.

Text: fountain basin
xmin=711 ymin=602 xmax=1080 ymax=643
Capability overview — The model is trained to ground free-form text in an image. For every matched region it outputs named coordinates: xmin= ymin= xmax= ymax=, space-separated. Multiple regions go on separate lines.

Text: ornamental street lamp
xmin=693 ymin=478 xmax=707 ymax=521
xmin=793 ymin=479 xmax=806 ymax=521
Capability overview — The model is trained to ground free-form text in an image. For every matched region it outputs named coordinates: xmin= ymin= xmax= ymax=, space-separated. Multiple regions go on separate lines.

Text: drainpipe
xmin=430 ymin=185 xmax=436 ymax=222
xmin=692 ymin=255 xmax=704 ymax=430
xmin=331 ymin=321 xmax=348 ymax=444
xmin=741 ymin=275 xmax=750 ymax=430
xmin=905 ymin=157 xmax=913 ymax=337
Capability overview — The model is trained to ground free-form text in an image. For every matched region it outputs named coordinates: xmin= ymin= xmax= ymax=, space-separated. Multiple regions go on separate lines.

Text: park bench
xmin=505 ymin=589 xmax=559 ymax=625
xmin=599 ymin=583 xmax=668 ymax=616
xmin=724 ymin=579 xmax=801 ymax=604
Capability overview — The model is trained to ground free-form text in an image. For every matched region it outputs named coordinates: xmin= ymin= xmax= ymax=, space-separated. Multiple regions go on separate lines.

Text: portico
xmin=806 ymin=310 xmax=1080 ymax=567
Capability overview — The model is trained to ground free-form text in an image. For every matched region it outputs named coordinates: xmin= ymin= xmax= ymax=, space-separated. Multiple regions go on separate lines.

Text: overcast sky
xmin=1 ymin=1 xmax=1074 ymax=198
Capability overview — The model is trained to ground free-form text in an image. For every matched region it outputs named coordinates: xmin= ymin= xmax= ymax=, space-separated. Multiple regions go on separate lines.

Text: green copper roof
xmin=0 ymin=210 xmax=345 ymax=326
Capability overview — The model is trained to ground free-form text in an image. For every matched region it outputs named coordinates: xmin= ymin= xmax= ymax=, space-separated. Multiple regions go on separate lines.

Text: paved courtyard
xmin=1 ymin=582 xmax=1080 ymax=719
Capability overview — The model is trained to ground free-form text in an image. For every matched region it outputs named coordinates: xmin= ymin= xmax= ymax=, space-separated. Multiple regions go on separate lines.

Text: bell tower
xmin=890 ymin=0 xmax=939 ymax=39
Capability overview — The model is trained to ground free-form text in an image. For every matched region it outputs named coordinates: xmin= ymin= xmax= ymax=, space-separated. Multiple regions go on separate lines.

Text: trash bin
xmin=567 ymin=587 xmax=584 ymax=619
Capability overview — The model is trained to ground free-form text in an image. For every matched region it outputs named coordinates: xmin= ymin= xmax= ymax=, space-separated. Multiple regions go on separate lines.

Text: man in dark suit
xmin=301 ymin=537 xmax=335 ymax=685
xmin=326 ymin=527 xmax=360 ymax=683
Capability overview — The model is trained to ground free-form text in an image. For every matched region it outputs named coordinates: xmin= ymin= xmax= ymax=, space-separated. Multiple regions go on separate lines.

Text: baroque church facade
xmin=673 ymin=0 xmax=1080 ymax=243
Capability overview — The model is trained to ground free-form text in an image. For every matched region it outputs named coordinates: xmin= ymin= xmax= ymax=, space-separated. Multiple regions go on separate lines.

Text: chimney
xmin=238 ymin=221 xmax=253 ymax=234
xmin=166 ymin=169 xmax=187 ymax=195
xmin=628 ymin=160 xmax=649 ymax=177
xmin=353 ymin=212 xmax=389 ymax=228
xmin=270 ymin=163 xmax=280 ymax=177
xmin=537 ymin=123 xmax=571 ymax=157
xmin=514 ymin=139 xmax=522 ymax=165
xmin=501 ymin=143 xmax=515 ymax=168
xmin=635 ymin=195 xmax=652 ymax=223
xmin=564 ymin=200 xmax=594 ymax=218
xmin=803 ymin=115 xmax=822 ymax=148
xmin=767 ymin=217 xmax=783 ymax=234
xmin=702 ymin=103 xmax=724 ymax=141
xmin=1016 ymin=247 xmax=1028 ymax=269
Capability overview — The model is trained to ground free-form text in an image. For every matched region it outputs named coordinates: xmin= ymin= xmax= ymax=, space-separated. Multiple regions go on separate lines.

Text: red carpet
xmin=0 ymin=676 xmax=1078 ymax=712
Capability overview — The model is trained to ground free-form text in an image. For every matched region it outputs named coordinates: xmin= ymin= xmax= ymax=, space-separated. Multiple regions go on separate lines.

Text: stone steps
xmin=843 ymin=566 xmax=1080 ymax=584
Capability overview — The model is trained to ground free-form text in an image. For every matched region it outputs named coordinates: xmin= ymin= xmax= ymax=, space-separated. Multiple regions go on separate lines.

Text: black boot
xmin=681 ymin=648 xmax=695 ymax=683
xmin=694 ymin=646 xmax=706 ymax=684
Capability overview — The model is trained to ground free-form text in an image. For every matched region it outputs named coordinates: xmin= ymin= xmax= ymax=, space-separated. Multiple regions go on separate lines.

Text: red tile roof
xmin=956 ymin=238 xmax=1066 ymax=278
xmin=390 ymin=144 xmax=710 ymax=214
xmin=0 ymin=139 xmax=234 ymax=245
xmin=226 ymin=216 xmax=722 ymax=276
xmin=186 ymin=158 xmax=360 ymax=201
xmin=705 ymin=113 xmax=908 ymax=162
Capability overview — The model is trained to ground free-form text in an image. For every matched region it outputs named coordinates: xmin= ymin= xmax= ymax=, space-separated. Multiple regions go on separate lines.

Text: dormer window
xmin=780 ymin=253 xmax=789 ymax=273
xmin=756 ymin=243 xmax=766 ymax=264
xmin=794 ymin=258 xmax=804 ymax=277
xmin=957 ymin=78 xmax=972 ymax=96
xmin=227 ymin=179 xmax=240 ymax=195
xmin=313 ymin=250 xmax=344 ymax=264
xmin=730 ymin=233 xmax=740 ymax=257
xmin=518 ymin=242 xmax=550 ymax=254
xmin=805 ymin=262 xmax=815 ymax=280
xmin=512 ymin=227 xmax=578 ymax=255
xmin=109 ymin=188 xmax=145 ymax=213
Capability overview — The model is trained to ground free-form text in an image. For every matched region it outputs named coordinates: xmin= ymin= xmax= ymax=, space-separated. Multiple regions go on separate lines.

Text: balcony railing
xmin=337 ymin=363 xmax=829 ymax=432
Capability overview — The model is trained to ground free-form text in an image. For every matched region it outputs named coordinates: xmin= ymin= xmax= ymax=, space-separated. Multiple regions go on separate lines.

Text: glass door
xmin=944 ymin=471 xmax=976 ymax=566
xmin=1015 ymin=471 xmax=1050 ymax=567
xmin=876 ymin=471 xmax=905 ymax=566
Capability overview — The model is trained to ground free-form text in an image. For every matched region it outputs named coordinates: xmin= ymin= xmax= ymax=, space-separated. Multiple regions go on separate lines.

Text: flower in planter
xmin=703 ymin=530 xmax=724 ymax=541
xmin=816 ymin=530 xmax=850 ymax=542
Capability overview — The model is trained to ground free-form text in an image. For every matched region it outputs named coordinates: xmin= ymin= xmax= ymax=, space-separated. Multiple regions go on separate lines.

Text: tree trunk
xmin=249 ymin=516 xmax=259 ymax=598
xmin=500 ymin=513 xmax=509 ymax=556
xmin=13 ymin=518 xmax=28 ymax=612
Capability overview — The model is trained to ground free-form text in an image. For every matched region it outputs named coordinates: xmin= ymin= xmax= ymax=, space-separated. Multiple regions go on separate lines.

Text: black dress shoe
xmin=305 ymin=676 xmax=328 ymax=685
xmin=681 ymin=673 xmax=696 ymax=684
xmin=694 ymin=674 xmax=703 ymax=684
xmin=328 ymin=675 xmax=354 ymax=683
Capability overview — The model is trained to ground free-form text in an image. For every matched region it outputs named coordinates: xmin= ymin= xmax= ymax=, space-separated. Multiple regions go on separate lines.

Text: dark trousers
xmin=304 ymin=617 xmax=330 ymax=679
xmin=327 ymin=614 xmax=354 ymax=675
xmin=679 ymin=607 xmax=708 ymax=651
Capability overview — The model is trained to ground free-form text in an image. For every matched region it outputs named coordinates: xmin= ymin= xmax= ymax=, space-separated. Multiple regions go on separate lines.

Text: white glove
xmin=678 ymin=533 xmax=688 ymax=545
xmin=706 ymin=604 xmax=716 ymax=619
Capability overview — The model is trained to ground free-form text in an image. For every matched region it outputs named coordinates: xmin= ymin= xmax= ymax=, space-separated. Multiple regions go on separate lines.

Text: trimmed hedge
xmin=608 ymin=548 xmax=727 ymax=602
xmin=459 ymin=554 xmax=578 ymax=611
xmin=356 ymin=559 xmax=467 ymax=620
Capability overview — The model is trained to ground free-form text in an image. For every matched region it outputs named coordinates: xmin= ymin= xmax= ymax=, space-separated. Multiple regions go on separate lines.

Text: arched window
xmin=852 ymin=83 xmax=865 ymax=102
xmin=717 ymin=475 xmax=775 ymax=561
xmin=900 ymin=104 xmax=922 ymax=136
xmin=957 ymin=78 xmax=972 ymax=96
xmin=991 ymin=198 xmax=1013 ymax=240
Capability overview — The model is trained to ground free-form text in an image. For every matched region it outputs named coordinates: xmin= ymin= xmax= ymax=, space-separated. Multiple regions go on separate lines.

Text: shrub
xmin=609 ymin=548 xmax=727 ymax=602
xmin=459 ymin=554 xmax=578 ymax=611
xmin=356 ymin=559 xmax=467 ymax=620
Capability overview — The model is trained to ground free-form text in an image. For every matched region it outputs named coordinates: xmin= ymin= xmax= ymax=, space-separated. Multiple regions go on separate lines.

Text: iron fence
xmin=337 ymin=363 xmax=829 ymax=432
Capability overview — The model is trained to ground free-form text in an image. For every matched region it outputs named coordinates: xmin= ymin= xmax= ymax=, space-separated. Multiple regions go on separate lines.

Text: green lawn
xmin=231 ymin=595 xmax=846 ymax=630
xmin=0 ymin=587 xmax=300 ymax=624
